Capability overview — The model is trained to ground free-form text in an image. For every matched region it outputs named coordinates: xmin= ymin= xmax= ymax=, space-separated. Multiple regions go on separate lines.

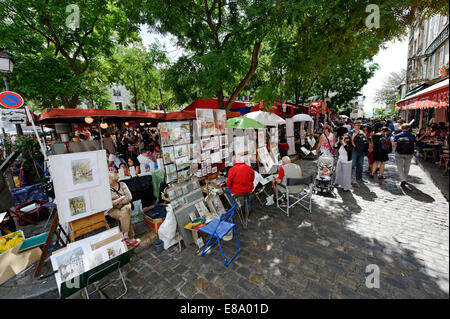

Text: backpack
xmin=396 ymin=134 xmax=415 ymax=155
xmin=354 ymin=132 xmax=370 ymax=154
xmin=380 ymin=136 xmax=392 ymax=153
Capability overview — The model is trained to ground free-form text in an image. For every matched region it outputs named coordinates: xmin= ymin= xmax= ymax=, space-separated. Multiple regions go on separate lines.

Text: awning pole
xmin=24 ymin=105 xmax=47 ymax=161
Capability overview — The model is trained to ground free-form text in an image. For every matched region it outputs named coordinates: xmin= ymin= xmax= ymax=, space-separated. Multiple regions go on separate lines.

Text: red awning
xmin=307 ymin=102 xmax=330 ymax=116
xmin=183 ymin=98 xmax=250 ymax=111
xmin=37 ymin=108 xmax=165 ymax=124
xmin=396 ymin=78 xmax=449 ymax=110
xmin=36 ymin=108 xmax=241 ymax=125
xmin=251 ymin=101 xmax=296 ymax=117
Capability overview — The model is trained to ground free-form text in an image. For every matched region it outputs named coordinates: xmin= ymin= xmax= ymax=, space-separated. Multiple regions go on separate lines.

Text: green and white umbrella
xmin=226 ymin=116 xmax=265 ymax=129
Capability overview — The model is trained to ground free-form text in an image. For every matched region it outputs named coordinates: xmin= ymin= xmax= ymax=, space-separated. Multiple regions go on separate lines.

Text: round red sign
xmin=0 ymin=91 xmax=24 ymax=109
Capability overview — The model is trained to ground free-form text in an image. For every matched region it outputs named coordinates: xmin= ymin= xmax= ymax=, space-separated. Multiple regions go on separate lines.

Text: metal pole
xmin=2 ymin=73 xmax=23 ymax=136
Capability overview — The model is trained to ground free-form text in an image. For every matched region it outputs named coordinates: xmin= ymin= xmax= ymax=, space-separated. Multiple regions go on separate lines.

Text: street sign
xmin=0 ymin=91 xmax=24 ymax=109
xmin=1 ymin=108 xmax=26 ymax=124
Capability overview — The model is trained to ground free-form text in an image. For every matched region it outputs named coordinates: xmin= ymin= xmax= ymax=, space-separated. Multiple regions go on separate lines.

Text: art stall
xmin=291 ymin=113 xmax=317 ymax=159
xmin=152 ymin=109 xmax=281 ymax=252
xmin=38 ymin=149 xmax=135 ymax=298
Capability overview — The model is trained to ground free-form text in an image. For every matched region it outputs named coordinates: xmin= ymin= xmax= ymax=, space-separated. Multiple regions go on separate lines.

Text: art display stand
xmin=59 ymin=247 xmax=135 ymax=299
xmin=34 ymin=211 xmax=69 ymax=278
xmin=69 ymin=211 xmax=109 ymax=242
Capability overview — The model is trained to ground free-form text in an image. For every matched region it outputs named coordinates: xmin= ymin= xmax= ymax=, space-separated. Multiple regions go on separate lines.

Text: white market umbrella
xmin=243 ymin=111 xmax=286 ymax=126
xmin=292 ymin=114 xmax=313 ymax=122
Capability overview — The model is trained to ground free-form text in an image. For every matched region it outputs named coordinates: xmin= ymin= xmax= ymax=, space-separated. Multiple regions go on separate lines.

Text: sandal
xmin=369 ymin=173 xmax=375 ymax=178
xmin=125 ymin=238 xmax=141 ymax=248
xmin=378 ymin=176 xmax=386 ymax=179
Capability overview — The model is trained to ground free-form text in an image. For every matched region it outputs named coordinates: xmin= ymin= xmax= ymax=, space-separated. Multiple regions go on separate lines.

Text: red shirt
xmin=227 ymin=163 xmax=255 ymax=195
xmin=278 ymin=143 xmax=289 ymax=152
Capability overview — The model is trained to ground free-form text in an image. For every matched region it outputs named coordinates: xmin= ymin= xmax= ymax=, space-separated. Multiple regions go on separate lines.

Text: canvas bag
xmin=380 ymin=136 xmax=392 ymax=153
xmin=158 ymin=204 xmax=179 ymax=250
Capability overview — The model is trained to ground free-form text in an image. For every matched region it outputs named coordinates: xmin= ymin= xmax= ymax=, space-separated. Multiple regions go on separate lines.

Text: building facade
xmin=401 ymin=12 xmax=449 ymax=128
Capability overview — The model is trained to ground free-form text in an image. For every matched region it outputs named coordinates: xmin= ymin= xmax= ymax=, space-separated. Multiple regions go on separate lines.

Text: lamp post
xmin=0 ymin=48 xmax=23 ymax=136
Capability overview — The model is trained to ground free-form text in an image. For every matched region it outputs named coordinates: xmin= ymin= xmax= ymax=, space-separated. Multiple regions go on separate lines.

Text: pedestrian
xmin=334 ymin=133 xmax=353 ymax=192
xmin=363 ymin=124 xmax=375 ymax=173
xmin=393 ymin=123 xmax=416 ymax=188
xmin=349 ymin=120 xmax=370 ymax=183
xmin=370 ymin=127 xmax=391 ymax=179
xmin=316 ymin=125 xmax=335 ymax=157
xmin=137 ymin=147 xmax=155 ymax=172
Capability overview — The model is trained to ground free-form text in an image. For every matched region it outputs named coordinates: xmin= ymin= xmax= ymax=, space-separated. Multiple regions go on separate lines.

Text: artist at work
xmin=108 ymin=172 xmax=140 ymax=248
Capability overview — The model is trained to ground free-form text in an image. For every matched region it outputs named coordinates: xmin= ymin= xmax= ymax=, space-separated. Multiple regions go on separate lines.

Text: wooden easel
xmin=69 ymin=211 xmax=109 ymax=243
xmin=34 ymin=211 xmax=69 ymax=277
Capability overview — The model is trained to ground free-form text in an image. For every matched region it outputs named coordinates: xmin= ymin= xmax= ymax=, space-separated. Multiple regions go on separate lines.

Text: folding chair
xmin=199 ymin=203 xmax=240 ymax=266
xmin=276 ymin=175 xmax=314 ymax=216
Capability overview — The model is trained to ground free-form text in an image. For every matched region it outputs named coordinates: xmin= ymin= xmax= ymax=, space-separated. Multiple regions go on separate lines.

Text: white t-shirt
xmin=137 ymin=154 xmax=155 ymax=171
xmin=393 ymin=122 xmax=401 ymax=131
xmin=108 ymin=154 xmax=123 ymax=168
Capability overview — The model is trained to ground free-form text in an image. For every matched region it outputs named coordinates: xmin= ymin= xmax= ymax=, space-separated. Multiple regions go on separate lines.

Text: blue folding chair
xmin=199 ymin=203 xmax=240 ymax=266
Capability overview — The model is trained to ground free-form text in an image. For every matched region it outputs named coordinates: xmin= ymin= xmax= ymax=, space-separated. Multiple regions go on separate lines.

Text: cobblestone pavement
xmin=96 ymin=154 xmax=447 ymax=299
xmin=3 ymin=154 xmax=447 ymax=299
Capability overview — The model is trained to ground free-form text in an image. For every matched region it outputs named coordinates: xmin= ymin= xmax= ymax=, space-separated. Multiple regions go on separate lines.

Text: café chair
xmin=198 ymin=203 xmax=240 ymax=267
xmin=276 ymin=175 xmax=314 ymax=216
xmin=439 ymin=154 xmax=449 ymax=168
xmin=422 ymin=148 xmax=436 ymax=162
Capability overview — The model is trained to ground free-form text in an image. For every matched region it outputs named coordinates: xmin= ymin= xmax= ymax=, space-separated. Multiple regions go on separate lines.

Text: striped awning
xmin=396 ymin=78 xmax=449 ymax=110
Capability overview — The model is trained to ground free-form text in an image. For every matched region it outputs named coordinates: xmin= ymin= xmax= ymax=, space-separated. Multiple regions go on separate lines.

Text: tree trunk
xmin=61 ymin=95 xmax=79 ymax=108
xmin=225 ymin=41 xmax=261 ymax=111
xmin=217 ymin=89 xmax=225 ymax=109
xmin=133 ymin=78 xmax=138 ymax=111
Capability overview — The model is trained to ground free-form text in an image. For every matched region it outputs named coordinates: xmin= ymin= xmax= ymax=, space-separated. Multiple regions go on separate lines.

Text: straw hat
xmin=353 ymin=120 xmax=362 ymax=125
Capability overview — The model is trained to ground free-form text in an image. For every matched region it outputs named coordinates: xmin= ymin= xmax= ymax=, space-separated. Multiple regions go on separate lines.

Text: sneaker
xmin=400 ymin=181 xmax=406 ymax=187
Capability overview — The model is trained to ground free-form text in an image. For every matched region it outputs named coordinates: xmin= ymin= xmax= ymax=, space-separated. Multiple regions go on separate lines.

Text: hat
xmin=353 ymin=120 xmax=362 ymax=125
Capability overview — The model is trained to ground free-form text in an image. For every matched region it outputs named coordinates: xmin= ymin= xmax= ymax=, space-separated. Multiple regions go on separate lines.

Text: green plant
xmin=4 ymin=136 xmax=45 ymax=185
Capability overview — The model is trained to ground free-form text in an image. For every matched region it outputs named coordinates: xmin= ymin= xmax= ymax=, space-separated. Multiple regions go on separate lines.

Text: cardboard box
xmin=143 ymin=215 xmax=165 ymax=234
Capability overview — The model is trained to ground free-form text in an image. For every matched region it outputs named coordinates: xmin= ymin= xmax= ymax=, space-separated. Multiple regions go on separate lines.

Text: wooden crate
xmin=143 ymin=215 xmax=165 ymax=234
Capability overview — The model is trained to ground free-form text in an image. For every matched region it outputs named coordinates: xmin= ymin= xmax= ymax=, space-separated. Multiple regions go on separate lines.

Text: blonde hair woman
xmin=108 ymin=172 xmax=140 ymax=247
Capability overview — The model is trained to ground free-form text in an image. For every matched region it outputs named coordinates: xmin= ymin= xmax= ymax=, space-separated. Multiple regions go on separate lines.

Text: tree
xmin=0 ymin=0 xmax=142 ymax=108
xmin=103 ymin=44 xmax=169 ymax=111
xmin=372 ymin=69 xmax=405 ymax=118
xmin=374 ymin=69 xmax=406 ymax=107
xmin=143 ymin=0 xmax=280 ymax=111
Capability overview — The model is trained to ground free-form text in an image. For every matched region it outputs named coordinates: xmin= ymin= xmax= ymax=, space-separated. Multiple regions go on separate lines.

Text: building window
xmin=115 ymin=102 xmax=123 ymax=110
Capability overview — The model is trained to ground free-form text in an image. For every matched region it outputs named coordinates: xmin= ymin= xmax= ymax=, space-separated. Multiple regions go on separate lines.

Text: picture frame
xmin=175 ymin=156 xmax=190 ymax=171
xmin=63 ymin=190 xmax=92 ymax=223
xmin=162 ymin=146 xmax=175 ymax=164
xmin=64 ymin=152 xmax=99 ymax=191
xmin=206 ymin=195 xmax=226 ymax=216
xmin=174 ymin=144 xmax=189 ymax=159
xmin=201 ymin=138 xmax=212 ymax=151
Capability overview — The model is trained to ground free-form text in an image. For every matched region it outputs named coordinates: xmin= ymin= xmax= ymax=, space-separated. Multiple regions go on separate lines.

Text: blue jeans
xmin=224 ymin=187 xmax=251 ymax=214
xmin=352 ymin=151 xmax=365 ymax=180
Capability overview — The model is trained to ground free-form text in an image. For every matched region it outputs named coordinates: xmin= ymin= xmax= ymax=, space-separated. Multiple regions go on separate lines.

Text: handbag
xmin=324 ymin=134 xmax=335 ymax=154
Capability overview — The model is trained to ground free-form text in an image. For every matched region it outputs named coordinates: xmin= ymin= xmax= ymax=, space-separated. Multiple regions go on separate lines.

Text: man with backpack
xmin=393 ymin=123 xmax=416 ymax=188
xmin=349 ymin=120 xmax=370 ymax=183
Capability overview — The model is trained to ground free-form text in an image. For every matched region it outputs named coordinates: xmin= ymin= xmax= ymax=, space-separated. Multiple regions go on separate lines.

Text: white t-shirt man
xmin=137 ymin=154 xmax=155 ymax=172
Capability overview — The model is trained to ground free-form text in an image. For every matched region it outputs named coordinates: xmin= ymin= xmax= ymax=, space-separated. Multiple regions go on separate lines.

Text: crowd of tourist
xmin=314 ymin=117 xmax=449 ymax=192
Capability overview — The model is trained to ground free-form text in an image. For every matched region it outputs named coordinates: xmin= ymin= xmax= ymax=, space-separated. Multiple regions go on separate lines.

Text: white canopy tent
xmin=243 ymin=111 xmax=286 ymax=126
xmin=292 ymin=114 xmax=313 ymax=122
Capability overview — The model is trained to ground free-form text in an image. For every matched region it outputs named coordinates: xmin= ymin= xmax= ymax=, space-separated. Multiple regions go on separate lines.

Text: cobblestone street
xmin=105 ymin=155 xmax=449 ymax=299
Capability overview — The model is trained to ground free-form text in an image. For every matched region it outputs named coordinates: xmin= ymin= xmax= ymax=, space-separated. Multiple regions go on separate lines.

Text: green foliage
xmin=0 ymin=0 xmax=143 ymax=109
xmin=4 ymin=136 xmax=45 ymax=184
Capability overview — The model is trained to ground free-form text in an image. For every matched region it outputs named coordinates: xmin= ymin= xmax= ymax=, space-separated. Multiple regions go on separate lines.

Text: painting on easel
xmin=64 ymin=152 xmax=99 ymax=191
xmin=63 ymin=191 xmax=92 ymax=223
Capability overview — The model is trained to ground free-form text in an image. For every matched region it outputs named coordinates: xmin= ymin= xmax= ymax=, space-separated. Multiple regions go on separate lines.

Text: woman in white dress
xmin=316 ymin=125 xmax=335 ymax=157
xmin=334 ymin=133 xmax=353 ymax=192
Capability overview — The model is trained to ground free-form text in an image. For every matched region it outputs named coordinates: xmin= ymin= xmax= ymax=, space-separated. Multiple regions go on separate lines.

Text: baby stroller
xmin=314 ymin=155 xmax=337 ymax=195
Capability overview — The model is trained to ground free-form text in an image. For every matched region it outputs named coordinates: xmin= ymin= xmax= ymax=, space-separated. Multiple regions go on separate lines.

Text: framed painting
xmin=64 ymin=152 xmax=99 ymax=191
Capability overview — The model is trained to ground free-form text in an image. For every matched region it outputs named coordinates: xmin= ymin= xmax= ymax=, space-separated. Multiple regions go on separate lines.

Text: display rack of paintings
xmin=159 ymin=121 xmax=191 ymax=146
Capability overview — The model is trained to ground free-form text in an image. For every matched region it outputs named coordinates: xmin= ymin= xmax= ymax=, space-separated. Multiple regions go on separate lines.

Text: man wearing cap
xmin=348 ymin=120 xmax=370 ymax=183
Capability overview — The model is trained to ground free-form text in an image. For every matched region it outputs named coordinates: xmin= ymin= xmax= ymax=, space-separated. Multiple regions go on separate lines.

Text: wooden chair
xmin=439 ymin=154 xmax=449 ymax=168
xmin=422 ymin=148 xmax=436 ymax=161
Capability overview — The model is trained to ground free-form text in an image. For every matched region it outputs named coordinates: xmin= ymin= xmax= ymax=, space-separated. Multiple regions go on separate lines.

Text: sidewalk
xmin=414 ymin=155 xmax=449 ymax=201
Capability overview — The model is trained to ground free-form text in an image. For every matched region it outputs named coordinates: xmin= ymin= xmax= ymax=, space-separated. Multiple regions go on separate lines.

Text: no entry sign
xmin=0 ymin=91 xmax=24 ymax=109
